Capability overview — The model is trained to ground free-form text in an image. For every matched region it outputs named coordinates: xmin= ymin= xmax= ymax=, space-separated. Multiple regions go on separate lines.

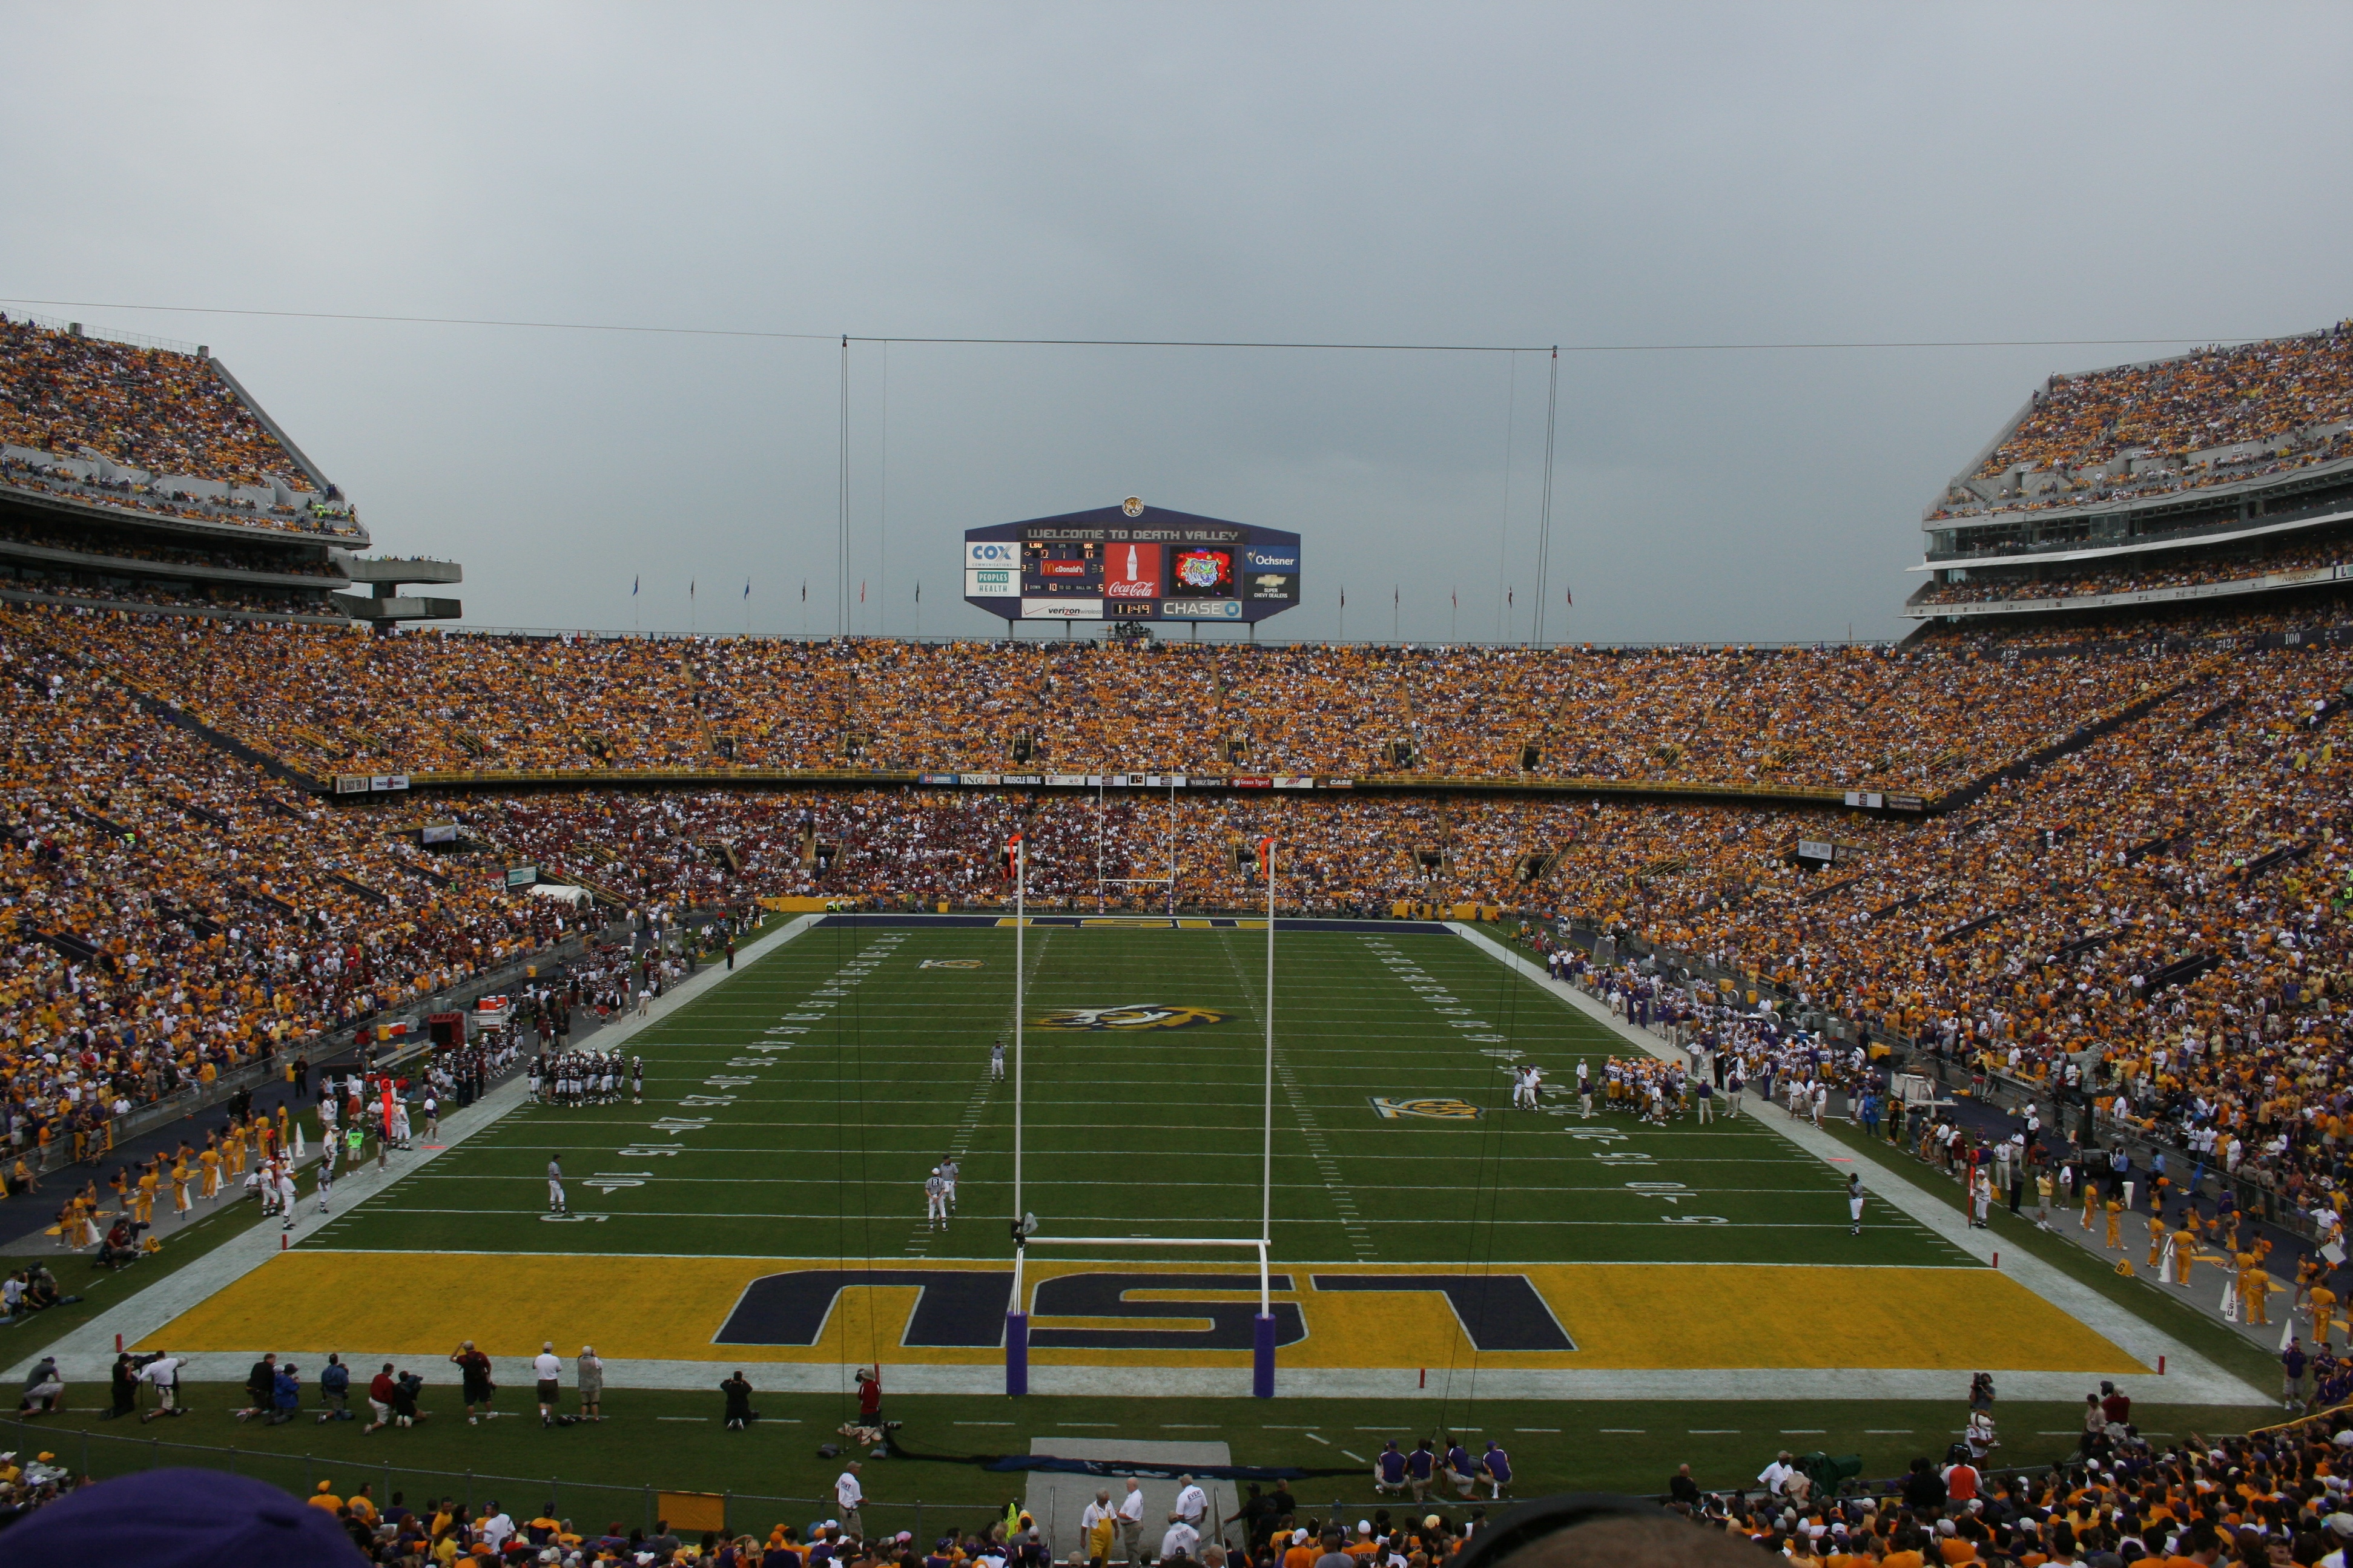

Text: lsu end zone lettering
xmin=145 ymin=1255 xmax=2143 ymax=1374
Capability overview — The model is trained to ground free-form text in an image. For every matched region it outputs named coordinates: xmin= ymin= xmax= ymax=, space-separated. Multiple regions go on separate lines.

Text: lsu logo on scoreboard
xmin=1033 ymin=1004 xmax=1229 ymax=1032
xmin=1369 ymin=1096 xmax=1484 ymax=1121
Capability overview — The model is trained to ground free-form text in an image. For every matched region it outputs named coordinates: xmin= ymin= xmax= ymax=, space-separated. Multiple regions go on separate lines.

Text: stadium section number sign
xmin=963 ymin=501 xmax=1301 ymax=627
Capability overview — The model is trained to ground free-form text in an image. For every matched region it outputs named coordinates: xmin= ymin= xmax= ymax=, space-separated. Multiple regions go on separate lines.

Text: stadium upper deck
xmin=0 ymin=316 xmax=460 ymax=625
xmin=1910 ymin=319 xmax=2353 ymax=627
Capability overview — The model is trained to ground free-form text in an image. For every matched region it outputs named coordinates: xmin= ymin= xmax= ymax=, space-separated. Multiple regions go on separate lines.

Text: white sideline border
xmin=1447 ymin=921 xmax=2271 ymax=1408
xmin=10 ymin=915 xmax=827 ymax=1385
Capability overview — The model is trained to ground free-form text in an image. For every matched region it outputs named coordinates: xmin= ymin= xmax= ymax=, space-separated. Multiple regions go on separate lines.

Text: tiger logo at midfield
xmin=1032 ymin=1004 xmax=1229 ymax=1032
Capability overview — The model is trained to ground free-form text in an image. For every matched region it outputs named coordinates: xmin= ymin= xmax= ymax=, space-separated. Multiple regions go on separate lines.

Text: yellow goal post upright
xmin=1005 ymin=834 xmax=1280 ymax=1399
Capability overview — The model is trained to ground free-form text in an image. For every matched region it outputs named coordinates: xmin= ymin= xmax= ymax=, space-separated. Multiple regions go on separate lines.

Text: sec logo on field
xmin=1033 ymin=1004 xmax=1227 ymax=1032
xmin=1369 ymin=1096 xmax=1485 ymax=1121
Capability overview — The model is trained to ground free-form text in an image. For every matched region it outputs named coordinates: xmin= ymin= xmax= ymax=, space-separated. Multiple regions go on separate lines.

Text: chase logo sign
xmin=1370 ymin=1096 xmax=1484 ymax=1121
xmin=1034 ymin=1004 xmax=1230 ymax=1032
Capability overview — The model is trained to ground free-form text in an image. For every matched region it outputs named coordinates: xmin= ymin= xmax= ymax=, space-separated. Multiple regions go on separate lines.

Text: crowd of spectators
xmin=0 ymin=570 xmax=331 ymax=618
xmin=0 ymin=513 xmax=341 ymax=576
xmin=1922 ymin=524 xmax=2353 ymax=608
xmin=1937 ymin=321 xmax=2353 ymax=519
xmin=9 ymin=604 xmax=2185 ymax=796
xmin=0 ymin=314 xmax=357 ymax=536
xmin=0 ymin=620 xmax=575 ymax=1172
xmin=0 ymin=588 xmax=2345 ymax=1225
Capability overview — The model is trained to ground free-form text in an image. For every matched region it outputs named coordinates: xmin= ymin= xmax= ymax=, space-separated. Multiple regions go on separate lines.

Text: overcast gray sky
xmin=7 ymin=3 xmax=2351 ymax=644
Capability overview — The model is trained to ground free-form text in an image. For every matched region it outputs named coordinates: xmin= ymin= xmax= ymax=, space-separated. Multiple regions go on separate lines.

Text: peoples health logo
xmin=1033 ymin=1004 xmax=1229 ymax=1032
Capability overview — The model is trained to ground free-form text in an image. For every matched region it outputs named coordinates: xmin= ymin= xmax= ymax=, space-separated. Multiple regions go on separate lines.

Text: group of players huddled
xmin=525 ymin=1050 xmax=644 ymax=1107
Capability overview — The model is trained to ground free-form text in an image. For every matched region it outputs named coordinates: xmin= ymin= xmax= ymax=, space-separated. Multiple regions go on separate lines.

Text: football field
xmin=133 ymin=915 xmax=2176 ymax=1397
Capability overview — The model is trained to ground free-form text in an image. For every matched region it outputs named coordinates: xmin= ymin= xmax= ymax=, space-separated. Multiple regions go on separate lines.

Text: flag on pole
xmin=1451 ymin=588 xmax=1457 ymax=609
xmin=1258 ymin=835 xmax=1274 ymax=873
xmin=801 ymin=581 xmax=807 ymax=603
xmin=743 ymin=581 xmax=751 ymax=600
xmin=690 ymin=579 xmax=696 ymax=599
xmin=632 ymin=576 xmax=639 ymax=596
xmin=915 ymin=582 xmax=921 ymax=602
xmin=1566 ymin=586 xmax=1574 ymax=606
xmin=1508 ymin=587 xmax=1514 ymax=608
xmin=1393 ymin=586 xmax=1399 ymax=606
xmin=1339 ymin=588 xmax=1346 ymax=608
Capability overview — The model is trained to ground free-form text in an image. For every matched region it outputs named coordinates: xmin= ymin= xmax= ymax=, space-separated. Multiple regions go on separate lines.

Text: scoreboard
xmin=963 ymin=499 xmax=1301 ymax=627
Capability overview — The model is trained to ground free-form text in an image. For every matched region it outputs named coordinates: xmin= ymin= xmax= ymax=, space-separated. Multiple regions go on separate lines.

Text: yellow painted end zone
xmin=144 ymin=1256 xmax=2145 ymax=1373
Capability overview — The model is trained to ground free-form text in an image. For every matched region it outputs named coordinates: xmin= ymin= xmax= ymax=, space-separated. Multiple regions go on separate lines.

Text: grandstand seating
xmin=0 ymin=315 xmax=355 ymax=538
xmin=1 ymin=590 xmax=2346 ymax=1230
xmin=0 ymin=620 xmax=570 ymax=1164
xmin=1917 ymin=521 xmax=2353 ymax=608
xmin=6 ymin=605 xmax=2191 ymax=799
xmin=1933 ymin=322 xmax=2353 ymax=520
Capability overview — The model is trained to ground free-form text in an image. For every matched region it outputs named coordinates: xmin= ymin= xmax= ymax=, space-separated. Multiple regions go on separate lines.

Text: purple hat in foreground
xmin=0 ymin=1468 xmax=366 ymax=1567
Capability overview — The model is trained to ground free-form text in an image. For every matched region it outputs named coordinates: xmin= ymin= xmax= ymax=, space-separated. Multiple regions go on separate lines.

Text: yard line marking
xmin=957 ymin=1421 xmax=1016 ymax=1426
xmin=1342 ymin=1450 xmax=1367 ymax=1462
xmin=1688 ymin=1429 xmax=1740 ymax=1435
xmin=1599 ymin=1429 xmax=1645 ymax=1434
xmin=1516 ymin=1428 xmax=1560 ymax=1434
xmin=1057 ymin=1423 xmax=1117 ymax=1429
xmin=1780 ymin=1429 xmax=1826 ymax=1434
xmin=1302 ymin=1432 xmax=1332 ymax=1446
xmin=658 ymin=1415 xmax=706 ymax=1421
xmin=1864 ymin=1429 xmax=1913 ymax=1435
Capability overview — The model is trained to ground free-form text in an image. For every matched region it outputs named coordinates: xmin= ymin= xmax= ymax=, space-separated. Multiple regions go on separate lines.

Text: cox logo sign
xmin=966 ymin=541 xmax=1018 ymax=568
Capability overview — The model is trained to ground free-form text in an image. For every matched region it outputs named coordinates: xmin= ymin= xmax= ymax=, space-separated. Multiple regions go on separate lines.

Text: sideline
xmin=1446 ymin=923 xmax=2271 ymax=1408
xmin=10 ymin=915 xmax=825 ymax=1385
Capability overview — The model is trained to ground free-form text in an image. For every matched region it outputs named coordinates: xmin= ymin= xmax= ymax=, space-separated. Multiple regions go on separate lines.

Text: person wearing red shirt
xmin=364 ymin=1362 xmax=398 ymax=1433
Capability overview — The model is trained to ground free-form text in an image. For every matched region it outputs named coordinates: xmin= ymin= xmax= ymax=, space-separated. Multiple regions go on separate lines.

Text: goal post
xmin=1005 ymin=835 xmax=1282 ymax=1399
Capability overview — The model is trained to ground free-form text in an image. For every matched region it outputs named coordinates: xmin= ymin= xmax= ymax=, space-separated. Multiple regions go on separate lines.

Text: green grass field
xmin=314 ymin=921 xmax=1968 ymax=1271
xmin=10 ymin=918 xmax=2280 ymax=1520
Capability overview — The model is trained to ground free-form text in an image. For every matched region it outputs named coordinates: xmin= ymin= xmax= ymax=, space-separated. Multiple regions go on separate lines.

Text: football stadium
xmin=2 ymin=15 xmax=2353 ymax=1560
xmin=0 ymin=300 xmax=2348 ymax=1556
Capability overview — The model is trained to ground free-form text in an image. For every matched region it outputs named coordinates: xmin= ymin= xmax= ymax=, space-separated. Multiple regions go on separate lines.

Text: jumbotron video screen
xmin=963 ymin=499 xmax=1302 ymax=626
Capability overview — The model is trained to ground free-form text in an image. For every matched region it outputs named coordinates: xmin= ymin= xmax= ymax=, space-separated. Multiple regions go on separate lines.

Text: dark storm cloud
xmin=4 ymin=3 xmax=2349 ymax=643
